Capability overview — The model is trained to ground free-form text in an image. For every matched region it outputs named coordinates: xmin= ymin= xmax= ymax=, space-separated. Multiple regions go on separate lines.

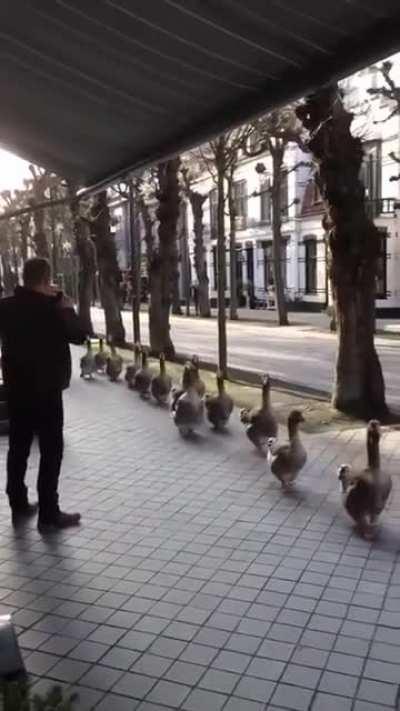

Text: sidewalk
xmin=1 ymin=349 xmax=399 ymax=710
xmin=123 ymin=304 xmax=400 ymax=337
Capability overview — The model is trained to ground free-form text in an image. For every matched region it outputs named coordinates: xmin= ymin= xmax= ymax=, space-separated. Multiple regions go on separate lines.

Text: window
xmin=260 ymin=177 xmax=271 ymax=223
xmin=280 ymin=171 xmax=289 ymax=220
xmin=233 ymin=179 xmax=247 ymax=229
xmin=375 ymin=228 xmax=387 ymax=299
xmin=360 ymin=140 xmax=382 ymax=216
xmin=305 ymin=238 xmax=317 ymax=294
xmin=262 ymin=241 xmax=287 ymax=290
xmin=209 ymin=188 xmax=218 ymax=237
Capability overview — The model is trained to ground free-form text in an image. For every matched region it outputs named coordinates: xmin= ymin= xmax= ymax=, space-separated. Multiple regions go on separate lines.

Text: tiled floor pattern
xmin=0 ymin=354 xmax=399 ymax=710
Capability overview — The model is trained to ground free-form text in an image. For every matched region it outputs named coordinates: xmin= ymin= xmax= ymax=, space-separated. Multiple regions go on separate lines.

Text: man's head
xmin=23 ymin=258 xmax=51 ymax=292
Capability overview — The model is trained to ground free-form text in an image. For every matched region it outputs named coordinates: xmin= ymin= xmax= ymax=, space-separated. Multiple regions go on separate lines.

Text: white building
xmin=114 ymin=55 xmax=400 ymax=316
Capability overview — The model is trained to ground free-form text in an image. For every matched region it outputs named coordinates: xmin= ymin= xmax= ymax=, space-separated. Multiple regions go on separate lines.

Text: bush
xmin=1 ymin=682 xmax=78 ymax=711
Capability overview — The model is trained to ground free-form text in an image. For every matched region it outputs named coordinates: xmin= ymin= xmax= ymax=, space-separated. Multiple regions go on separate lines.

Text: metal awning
xmin=0 ymin=0 xmax=400 ymax=190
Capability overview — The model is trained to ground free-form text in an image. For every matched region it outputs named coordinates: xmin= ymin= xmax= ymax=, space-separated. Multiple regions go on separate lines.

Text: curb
xmin=115 ymin=338 xmax=331 ymax=403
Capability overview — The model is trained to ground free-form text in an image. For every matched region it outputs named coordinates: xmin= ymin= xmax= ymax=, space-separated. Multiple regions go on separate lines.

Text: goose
xmin=267 ymin=410 xmax=307 ymax=488
xmin=172 ymin=363 xmax=204 ymax=437
xmin=106 ymin=342 xmax=123 ymax=382
xmin=205 ymin=371 xmax=234 ymax=430
xmin=338 ymin=420 xmax=392 ymax=539
xmin=94 ymin=337 xmax=108 ymax=374
xmin=80 ymin=339 xmax=95 ymax=379
xmin=125 ymin=343 xmax=141 ymax=389
xmin=151 ymin=353 xmax=172 ymax=405
xmin=240 ymin=374 xmax=278 ymax=453
xmin=191 ymin=355 xmax=206 ymax=398
xmin=134 ymin=348 xmax=152 ymax=398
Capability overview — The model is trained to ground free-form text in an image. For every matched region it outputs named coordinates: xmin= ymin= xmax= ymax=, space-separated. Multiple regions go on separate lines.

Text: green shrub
xmin=1 ymin=681 xmax=77 ymax=710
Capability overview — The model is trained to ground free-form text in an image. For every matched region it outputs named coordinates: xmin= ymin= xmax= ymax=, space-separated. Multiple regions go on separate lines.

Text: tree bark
xmin=19 ymin=216 xmax=30 ymax=264
xmin=271 ymin=146 xmax=289 ymax=326
xmin=296 ymin=86 xmax=387 ymax=417
xmin=188 ymin=190 xmax=211 ymax=317
xmin=216 ymin=141 xmax=228 ymax=377
xmin=149 ymin=158 xmax=181 ymax=357
xmin=90 ymin=190 xmax=125 ymax=345
xmin=227 ymin=176 xmax=238 ymax=320
xmin=69 ymin=191 xmax=95 ymax=336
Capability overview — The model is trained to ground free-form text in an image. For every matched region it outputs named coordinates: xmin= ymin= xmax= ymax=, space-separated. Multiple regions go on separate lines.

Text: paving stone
xmin=271 ymin=683 xmax=314 ymax=710
xmin=112 ymin=671 xmax=156 ymax=699
xmin=318 ymin=670 xmax=359 ymax=697
xmin=147 ymin=679 xmax=191 ymax=707
xmin=48 ymin=658 xmax=90 ymax=683
xmin=357 ymin=678 xmax=398 ymax=706
xmin=312 ymin=693 xmax=353 ymax=711
xmin=246 ymin=657 xmax=285 ymax=681
xmin=213 ymin=650 xmax=251 ymax=673
xmin=95 ymin=692 xmax=139 ymax=711
xmin=100 ymin=646 xmax=140 ymax=670
xmin=363 ymin=658 xmax=400 ymax=684
xmin=223 ymin=699 xmax=265 ymax=711
xmin=165 ymin=660 xmax=204 ymax=686
xmin=281 ymin=663 xmax=321 ymax=689
xmin=234 ymin=676 xmax=275 ymax=703
xmin=79 ymin=665 xmax=123 ymax=691
xmin=198 ymin=669 xmax=239 ymax=694
xmin=182 ymin=688 xmax=227 ymax=711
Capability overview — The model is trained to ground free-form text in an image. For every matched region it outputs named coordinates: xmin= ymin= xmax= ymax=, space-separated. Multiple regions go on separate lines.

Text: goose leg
xmin=246 ymin=424 xmax=264 ymax=454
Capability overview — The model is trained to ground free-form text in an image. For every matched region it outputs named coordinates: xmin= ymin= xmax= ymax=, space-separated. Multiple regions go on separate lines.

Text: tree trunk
xmin=296 ymin=86 xmax=387 ymax=417
xmin=19 ymin=217 xmax=30 ymax=263
xmin=90 ymin=191 xmax=125 ymax=345
xmin=69 ymin=192 xmax=95 ymax=336
xmin=189 ymin=191 xmax=211 ymax=317
xmin=149 ymin=158 xmax=181 ymax=357
xmin=30 ymin=202 xmax=50 ymax=259
xmin=227 ymin=177 xmax=238 ymax=320
xmin=216 ymin=144 xmax=228 ymax=377
xmin=271 ymin=148 xmax=289 ymax=326
xmin=1 ymin=254 xmax=14 ymax=296
xmin=128 ymin=180 xmax=141 ymax=344
xmin=171 ymin=259 xmax=182 ymax=315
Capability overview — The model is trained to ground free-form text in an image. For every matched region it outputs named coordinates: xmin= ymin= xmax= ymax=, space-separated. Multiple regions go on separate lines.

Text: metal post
xmin=129 ymin=178 xmax=141 ymax=344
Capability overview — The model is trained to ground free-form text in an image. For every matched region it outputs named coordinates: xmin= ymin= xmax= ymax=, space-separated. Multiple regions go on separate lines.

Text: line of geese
xmin=80 ymin=338 xmax=392 ymax=540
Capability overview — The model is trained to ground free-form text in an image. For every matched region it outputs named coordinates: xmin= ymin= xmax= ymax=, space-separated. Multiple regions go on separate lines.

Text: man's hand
xmin=58 ymin=294 xmax=75 ymax=309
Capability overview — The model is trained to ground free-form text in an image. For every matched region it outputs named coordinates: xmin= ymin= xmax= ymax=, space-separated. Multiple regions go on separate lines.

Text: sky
xmin=0 ymin=148 xmax=31 ymax=192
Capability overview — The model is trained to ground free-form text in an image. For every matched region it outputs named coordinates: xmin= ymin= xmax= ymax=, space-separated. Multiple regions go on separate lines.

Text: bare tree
xmin=90 ymin=190 xmax=125 ymax=345
xmin=180 ymin=158 xmax=211 ymax=317
xmin=245 ymin=108 xmax=306 ymax=326
xmin=67 ymin=184 xmax=96 ymax=336
xmin=27 ymin=165 xmax=51 ymax=259
xmin=296 ymin=86 xmax=387 ymax=418
xmin=148 ymin=158 xmax=181 ymax=357
xmin=368 ymin=60 xmax=400 ymax=181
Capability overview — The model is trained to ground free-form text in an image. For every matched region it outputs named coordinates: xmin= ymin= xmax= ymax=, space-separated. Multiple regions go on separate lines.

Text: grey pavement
xmin=1 ymin=348 xmax=400 ymax=710
xmin=92 ymin=308 xmax=400 ymax=407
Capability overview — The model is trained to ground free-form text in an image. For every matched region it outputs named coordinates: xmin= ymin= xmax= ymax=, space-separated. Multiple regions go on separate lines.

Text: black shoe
xmin=38 ymin=511 xmax=81 ymax=532
xmin=11 ymin=502 xmax=38 ymax=524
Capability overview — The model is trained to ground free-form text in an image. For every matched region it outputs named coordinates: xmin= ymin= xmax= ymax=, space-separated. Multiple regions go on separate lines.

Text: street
xmin=92 ymin=308 xmax=400 ymax=407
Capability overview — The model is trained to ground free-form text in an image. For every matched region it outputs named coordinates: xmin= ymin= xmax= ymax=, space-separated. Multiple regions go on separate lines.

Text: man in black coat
xmin=0 ymin=258 xmax=87 ymax=530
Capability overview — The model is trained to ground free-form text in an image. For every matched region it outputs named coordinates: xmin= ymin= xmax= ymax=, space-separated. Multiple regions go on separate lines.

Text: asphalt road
xmin=91 ymin=307 xmax=400 ymax=407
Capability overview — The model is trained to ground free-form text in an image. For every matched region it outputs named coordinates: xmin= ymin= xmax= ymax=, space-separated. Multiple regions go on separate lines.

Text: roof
xmin=1 ymin=1 xmax=400 ymax=189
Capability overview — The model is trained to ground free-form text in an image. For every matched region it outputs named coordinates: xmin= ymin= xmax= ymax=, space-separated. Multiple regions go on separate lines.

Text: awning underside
xmin=1 ymin=0 xmax=400 ymax=187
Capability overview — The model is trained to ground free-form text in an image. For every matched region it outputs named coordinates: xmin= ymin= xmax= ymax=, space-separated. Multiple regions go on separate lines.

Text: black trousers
xmin=6 ymin=391 xmax=64 ymax=521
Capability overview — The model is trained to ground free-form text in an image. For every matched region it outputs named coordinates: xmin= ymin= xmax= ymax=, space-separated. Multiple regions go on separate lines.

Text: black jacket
xmin=0 ymin=287 xmax=87 ymax=397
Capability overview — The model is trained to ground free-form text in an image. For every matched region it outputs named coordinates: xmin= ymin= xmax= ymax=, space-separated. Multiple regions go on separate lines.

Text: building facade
xmin=113 ymin=56 xmax=400 ymax=316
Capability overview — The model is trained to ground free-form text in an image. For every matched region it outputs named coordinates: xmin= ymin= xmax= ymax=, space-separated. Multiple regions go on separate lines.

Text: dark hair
xmin=23 ymin=258 xmax=51 ymax=289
